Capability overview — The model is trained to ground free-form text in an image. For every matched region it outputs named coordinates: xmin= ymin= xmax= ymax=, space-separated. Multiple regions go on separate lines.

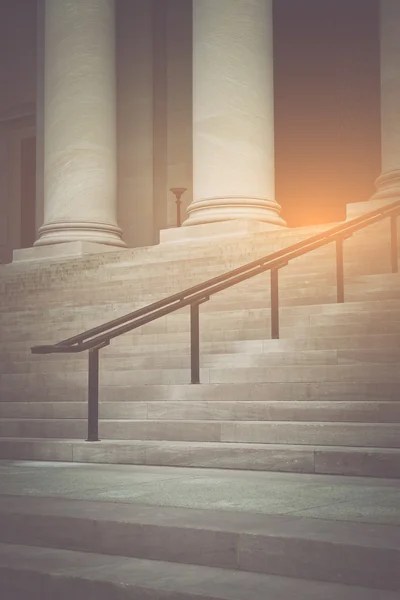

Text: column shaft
xmin=183 ymin=0 xmax=285 ymax=227
xmin=373 ymin=0 xmax=400 ymax=200
xmin=35 ymin=0 xmax=125 ymax=247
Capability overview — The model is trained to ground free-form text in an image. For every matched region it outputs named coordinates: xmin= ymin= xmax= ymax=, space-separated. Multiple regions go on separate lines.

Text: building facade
xmin=0 ymin=0 xmax=398 ymax=264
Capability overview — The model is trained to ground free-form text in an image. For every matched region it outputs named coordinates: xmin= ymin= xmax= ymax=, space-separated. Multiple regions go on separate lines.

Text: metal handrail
xmin=31 ymin=199 xmax=400 ymax=442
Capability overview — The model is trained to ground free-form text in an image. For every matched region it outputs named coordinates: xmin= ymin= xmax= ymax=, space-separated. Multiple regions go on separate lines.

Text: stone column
xmin=35 ymin=0 xmax=125 ymax=247
xmin=183 ymin=0 xmax=285 ymax=228
xmin=372 ymin=0 xmax=400 ymax=201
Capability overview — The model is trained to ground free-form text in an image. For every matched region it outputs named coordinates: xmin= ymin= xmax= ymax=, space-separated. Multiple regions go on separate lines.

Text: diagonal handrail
xmin=31 ymin=199 xmax=400 ymax=442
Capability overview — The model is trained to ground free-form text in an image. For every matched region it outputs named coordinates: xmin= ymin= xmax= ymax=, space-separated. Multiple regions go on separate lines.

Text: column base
xmin=34 ymin=221 xmax=126 ymax=248
xmin=182 ymin=196 xmax=286 ymax=228
xmin=371 ymin=169 xmax=400 ymax=202
xmin=345 ymin=169 xmax=400 ymax=219
xmin=13 ymin=241 xmax=124 ymax=264
xmin=160 ymin=219 xmax=284 ymax=245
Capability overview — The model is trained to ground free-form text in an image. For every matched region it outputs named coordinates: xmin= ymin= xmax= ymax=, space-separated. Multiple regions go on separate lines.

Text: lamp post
xmin=170 ymin=187 xmax=187 ymax=227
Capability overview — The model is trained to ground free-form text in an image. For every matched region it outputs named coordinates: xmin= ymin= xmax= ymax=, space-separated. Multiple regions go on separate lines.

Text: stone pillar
xmin=183 ymin=0 xmax=285 ymax=228
xmin=35 ymin=0 xmax=125 ymax=247
xmin=372 ymin=0 xmax=400 ymax=202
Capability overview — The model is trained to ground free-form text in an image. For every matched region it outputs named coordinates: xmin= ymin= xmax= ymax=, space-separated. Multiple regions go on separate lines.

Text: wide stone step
xmin=2 ymin=332 xmax=399 ymax=362
xmin=1 ymin=419 xmax=400 ymax=447
xmin=0 ymin=543 xmax=396 ymax=600
xmin=3 ymin=305 xmax=400 ymax=335
xmin=0 ymin=495 xmax=399 ymax=591
xmin=2 ymin=273 xmax=399 ymax=308
xmin=1 ymin=438 xmax=400 ymax=477
xmin=3 ymin=287 xmax=399 ymax=314
xmin=1 ymin=363 xmax=400 ymax=386
xmin=1 ymin=381 xmax=398 ymax=404
xmin=2 ymin=269 xmax=398 ymax=309
xmin=1 ymin=297 xmax=400 ymax=322
xmin=2 ymin=237 xmax=395 ymax=282
xmin=2 ymin=348 xmax=400 ymax=374
xmin=4 ymin=319 xmax=400 ymax=347
xmin=0 ymin=350 xmax=340 ymax=373
xmin=1 ymin=400 xmax=399 ymax=422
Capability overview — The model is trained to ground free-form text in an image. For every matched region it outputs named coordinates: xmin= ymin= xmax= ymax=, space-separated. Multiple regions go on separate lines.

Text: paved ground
xmin=0 ymin=460 xmax=399 ymax=524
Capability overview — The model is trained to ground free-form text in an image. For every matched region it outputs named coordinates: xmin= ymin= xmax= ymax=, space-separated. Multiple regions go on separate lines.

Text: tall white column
xmin=372 ymin=0 xmax=400 ymax=201
xmin=35 ymin=0 xmax=125 ymax=247
xmin=183 ymin=0 xmax=285 ymax=228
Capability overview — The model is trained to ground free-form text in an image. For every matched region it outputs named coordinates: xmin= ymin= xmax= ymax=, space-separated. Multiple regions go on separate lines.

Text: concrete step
xmin=3 ymin=288 xmax=399 ymax=314
xmin=1 ymin=233 xmax=384 ymax=286
xmin=1 ymin=332 xmax=399 ymax=361
xmin=2 ymin=267 xmax=398 ymax=307
xmin=1 ymin=381 xmax=398 ymax=403
xmin=1 ymin=363 xmax=400 ymax=386
xmin=4 ymin=318 xmax=400 ymax=347
xmin=3 ymin=305 xmax=400 ymax=334
xmin=0 ymin=542 xmax=396 ymax=600
xmin=1 ymin=419 xmax=400 ymax=447
xmin=2 ymin=275 xmax=399 ymax=309
xmin=1 ymin=438 xmax=400 ymax=478
xmin=2 ymin=348 xmax=400 ymax=374
xmin=0 ymin=495 xmax=399 ymax=591
xmin=0 ymin=350 xmax=341 ymax=373
xmin=1 ymin=297 xmax=400 ymax=321
xmin=1 ymin=400 xmax=399 ymax=422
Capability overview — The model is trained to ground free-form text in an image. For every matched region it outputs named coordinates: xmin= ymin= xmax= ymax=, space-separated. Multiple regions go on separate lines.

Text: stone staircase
xmin=1 ymin=208 xmax=400 ymax=477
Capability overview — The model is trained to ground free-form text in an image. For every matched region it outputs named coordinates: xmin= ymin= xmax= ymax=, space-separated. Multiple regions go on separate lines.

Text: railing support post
xmin=87 ymin=347 xmax=100 ymax=442
xmin=391 ymin=215 xmax=398 ymax=273
xmin=190 ymin=303 xmax=200 ymax=384
xmin=336 ymin=238 xmax=345 ymax=303
xmin=270 ymin=268 xmax=280 ymax=339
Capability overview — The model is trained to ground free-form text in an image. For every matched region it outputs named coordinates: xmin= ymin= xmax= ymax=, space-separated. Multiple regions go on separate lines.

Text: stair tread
xmin=0 ymin=542 xmax=396 ymax=600
xmin=2 ymin=437 xmax=400 ymax=452
xmin=1 ymin=494 xmax=399 ymax=547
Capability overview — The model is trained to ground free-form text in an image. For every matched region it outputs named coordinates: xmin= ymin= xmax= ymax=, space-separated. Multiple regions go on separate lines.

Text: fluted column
xmin=183 ymin=0 xmax=285 ymax=228
xmin=372 ymin=0 xmax=400 ymax=201
xmin=35 ymin=0 xmax=125 ymax=247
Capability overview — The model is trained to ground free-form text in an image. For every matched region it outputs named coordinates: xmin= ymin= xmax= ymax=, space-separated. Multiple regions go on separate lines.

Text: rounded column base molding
xmin=34 ymin=221 xmax=126 ymax=247
xmin=182 ymin=196 xmax=286 ymax=228
xmin=371 ymin=169 xmax=400 ymax=201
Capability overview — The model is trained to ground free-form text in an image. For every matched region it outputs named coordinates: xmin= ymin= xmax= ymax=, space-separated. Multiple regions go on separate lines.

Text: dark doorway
xmin=274 ymin=0 xmax=381 ymax=226
xmin=20 ymin=136 xmax=36 ymax=248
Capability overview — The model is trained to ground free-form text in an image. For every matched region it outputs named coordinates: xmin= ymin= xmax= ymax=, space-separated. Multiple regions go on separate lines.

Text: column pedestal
xmin=13 ymin=241 xmax=123 ymax=263
xmin=159 ymin=219 xmax=278 ymax=245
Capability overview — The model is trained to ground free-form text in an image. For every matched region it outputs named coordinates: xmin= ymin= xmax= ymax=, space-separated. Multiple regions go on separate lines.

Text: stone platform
xmin=0 ymin=460 xmax=399 ymax=599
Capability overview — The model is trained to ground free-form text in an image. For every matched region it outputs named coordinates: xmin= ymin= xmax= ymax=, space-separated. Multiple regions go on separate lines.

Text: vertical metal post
xmin=87 ymin=348 xmax=100 ymax=442
xmin=190 ymin=303 xmax=200 ymax=384
xmin=270 ymin=268 xmax=280 ymax=339
xmin=391 ymin=215 xmax=398 ymax=273
xmin=336 ymin=238 xmax=345 ymax=303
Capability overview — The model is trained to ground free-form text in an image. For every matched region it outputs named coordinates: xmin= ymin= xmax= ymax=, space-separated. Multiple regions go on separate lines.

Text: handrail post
xmin=270 ymin=268 xmax=280 ymax=339
xmin=391 ymin=215 xmax=398 ymax=273
xmin=190 ymin=302 xmax=200 ymax=384
xmin=87 ymin=347 xmax=100 ymax=442
xmin=336 ymin=238 xmax=345 ymax=303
